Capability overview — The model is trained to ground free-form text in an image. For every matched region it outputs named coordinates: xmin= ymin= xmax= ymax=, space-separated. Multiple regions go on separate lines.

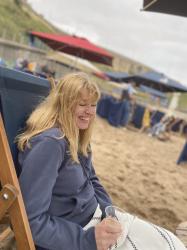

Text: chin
xmin=79 ymin=125 xmax=89 ymax=130
xmin=78 ymin=123 xmax=90 ymax=130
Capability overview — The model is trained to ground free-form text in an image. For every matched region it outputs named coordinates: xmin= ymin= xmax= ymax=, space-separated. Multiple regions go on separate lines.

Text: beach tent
xmin=132 ymin=71 xmax=187 ymax=93
xmin=177 ymin=141 xmax=187 ymax=164
xmin=29 ymin=31 xmax=113 ymax=66
xmin=131 ymin=104 xmax=146 ymax=128
xmin=97 ymin=95 xmax=131 ymax=127
xmin=142 ymin=0 xmax=187 ymax=17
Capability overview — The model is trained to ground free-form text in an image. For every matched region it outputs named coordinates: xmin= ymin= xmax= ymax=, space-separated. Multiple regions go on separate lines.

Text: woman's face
xmin=74 ymin=89 xmax=97 ymax=130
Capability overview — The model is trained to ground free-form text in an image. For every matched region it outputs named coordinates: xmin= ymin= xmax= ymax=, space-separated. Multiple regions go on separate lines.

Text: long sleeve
xmin=89 ymin=163 xmax=112 ymax=215
xmin=19 ymin=136 xmax=97 ymax=250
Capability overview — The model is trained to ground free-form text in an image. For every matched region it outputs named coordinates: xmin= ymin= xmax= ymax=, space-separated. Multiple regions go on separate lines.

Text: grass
xmin=0 ymin=0 xmax=61 ymax=43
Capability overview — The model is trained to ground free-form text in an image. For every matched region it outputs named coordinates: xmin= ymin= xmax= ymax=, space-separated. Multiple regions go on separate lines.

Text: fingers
xmin=95 ymin=218 xmax=122 ymax=250
xmin=104 ymin=218 xmax=122 ymax=234
xmin=95 ymin=232 xmax=118 ymax=250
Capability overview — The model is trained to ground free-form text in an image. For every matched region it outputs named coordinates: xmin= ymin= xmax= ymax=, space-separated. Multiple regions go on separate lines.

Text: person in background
xmin=177 ymin=120 xmax=187 ymax=166
xmin=148 ymin=115 xmax=166 ymax=137
xmin=14 ymin=58 xmax=29 ymax=72
xmin=27 ymin=61 xmax=37 ymax=73
xmin=148 ymin=115 xmax=175 ymax=141
xmin=0 ymin=57 xmax=6 ymax=67
xmin=41 ymin=64 xmax=56 ymax=78
xmin=16 ymin=72 xmax=186 ymax=250
xmin=120 ymin=81 xmax=137 ymax=127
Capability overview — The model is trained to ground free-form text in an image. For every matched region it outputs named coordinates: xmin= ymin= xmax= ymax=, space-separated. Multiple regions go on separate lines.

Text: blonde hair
xmin=16 ymin=72 xmax=100 ymax=162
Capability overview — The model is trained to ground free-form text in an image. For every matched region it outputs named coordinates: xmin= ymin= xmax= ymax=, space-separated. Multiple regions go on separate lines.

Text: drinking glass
xmin=105 ymin=206 xmax=136 ymax=250
xmin=105 ymin=205 xmax=126 ymax=220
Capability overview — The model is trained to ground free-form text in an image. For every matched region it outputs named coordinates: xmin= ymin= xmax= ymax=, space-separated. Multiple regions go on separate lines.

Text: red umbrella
xmin=142 ymin=0 xmax=187 ymax=17
xmin=30 ymin=31 xmax=113 ymax=66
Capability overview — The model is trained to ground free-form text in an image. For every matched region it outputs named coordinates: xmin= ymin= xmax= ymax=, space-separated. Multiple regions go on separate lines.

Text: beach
xmin=0 ymin=115 xmax=186 ymax=249
xmin=92 ymin=116 xmax=187 ymax=232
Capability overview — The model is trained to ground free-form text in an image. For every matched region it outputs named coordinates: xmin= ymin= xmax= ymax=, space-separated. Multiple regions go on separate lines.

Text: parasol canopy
xmin=142 ymin=0 xmax=187 ymax=17
xmin=29 ymin=31 xmax=113 ymax=66
xmin=134 ymin=71 xmax=187 ymax=93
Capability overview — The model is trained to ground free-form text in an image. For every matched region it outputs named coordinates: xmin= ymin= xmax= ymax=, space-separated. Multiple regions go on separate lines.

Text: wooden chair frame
xmin=0 ymin=114 xmax=35 ymax=249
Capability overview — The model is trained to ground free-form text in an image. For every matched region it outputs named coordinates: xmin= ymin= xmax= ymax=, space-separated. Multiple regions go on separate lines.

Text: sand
xmin=92 ymin=116 xmax=187 ymax=232
xmin=1 ymin=116 xmax=186 ymax=248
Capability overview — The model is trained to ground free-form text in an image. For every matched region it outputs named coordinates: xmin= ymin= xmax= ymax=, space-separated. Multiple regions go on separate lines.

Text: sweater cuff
xmin=83 ymin=227 xmax=97 ymax=250
xmin=100 ymin=202 xmax=113 ymax=218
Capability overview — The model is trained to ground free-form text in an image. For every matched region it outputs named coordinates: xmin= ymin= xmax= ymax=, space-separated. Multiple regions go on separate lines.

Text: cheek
xmin=90 ymin=110 xmax=96 ymax=118
xmin=74 ymin=106 xmax=83 ymax=116
xmin=92 ymin=107 xmax=97 ymax=115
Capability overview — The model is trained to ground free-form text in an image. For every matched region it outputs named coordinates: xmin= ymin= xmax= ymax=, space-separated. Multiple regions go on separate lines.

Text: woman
xmin=17 ymin=72 xmax=185 ymax=250
xmin=17 ymin=72 xmax=121 ymax=250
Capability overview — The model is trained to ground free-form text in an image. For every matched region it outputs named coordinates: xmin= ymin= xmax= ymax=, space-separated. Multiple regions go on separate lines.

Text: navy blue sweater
xmin=19 ymin=128 xmax=112 ymax=250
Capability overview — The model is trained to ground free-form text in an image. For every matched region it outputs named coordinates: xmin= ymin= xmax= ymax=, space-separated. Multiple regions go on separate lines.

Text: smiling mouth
xmin=79 ymin=117 xmax=90 ymax=121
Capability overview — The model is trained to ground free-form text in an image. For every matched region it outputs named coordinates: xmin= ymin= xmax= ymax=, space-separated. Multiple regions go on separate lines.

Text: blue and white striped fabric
xmin=84 ymin=206 xmax=186 ymax=250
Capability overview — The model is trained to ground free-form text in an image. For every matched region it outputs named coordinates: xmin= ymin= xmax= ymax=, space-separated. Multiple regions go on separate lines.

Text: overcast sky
xmin=28 ymin=0 xmax=187 ymax=85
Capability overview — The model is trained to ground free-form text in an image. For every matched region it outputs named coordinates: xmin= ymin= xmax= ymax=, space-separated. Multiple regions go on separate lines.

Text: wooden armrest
xmin=0 ymin=184 xmax=18 ymax=220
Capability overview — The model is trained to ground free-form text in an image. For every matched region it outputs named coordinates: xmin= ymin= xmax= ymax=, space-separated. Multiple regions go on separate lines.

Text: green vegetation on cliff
xmin=0 ymin=0 xmax=63 ymax=42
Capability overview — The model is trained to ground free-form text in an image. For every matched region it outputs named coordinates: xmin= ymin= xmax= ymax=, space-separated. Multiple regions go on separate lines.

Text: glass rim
xmin=105 ymin=205 xmax=126 ymax=213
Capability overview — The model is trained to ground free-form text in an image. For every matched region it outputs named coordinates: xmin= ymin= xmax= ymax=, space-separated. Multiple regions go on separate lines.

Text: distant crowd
xmin=0 ymin=57 xmax=55 ymax=79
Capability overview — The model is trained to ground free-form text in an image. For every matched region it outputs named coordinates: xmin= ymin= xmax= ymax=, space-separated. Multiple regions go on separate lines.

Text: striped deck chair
xmin=0 ymin=66 xmax=50 ymax=249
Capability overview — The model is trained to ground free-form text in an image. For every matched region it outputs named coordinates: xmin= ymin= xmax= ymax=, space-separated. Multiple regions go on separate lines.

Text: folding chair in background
xmin=0 ymin=66 xmax=50 ymax=249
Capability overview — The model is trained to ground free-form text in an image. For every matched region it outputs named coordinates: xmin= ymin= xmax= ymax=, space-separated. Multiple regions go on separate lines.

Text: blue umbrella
xmin=133 ymin=71 xmax=187 ymax=93
xmin=105 ymin=71 xmax=130 ymax=83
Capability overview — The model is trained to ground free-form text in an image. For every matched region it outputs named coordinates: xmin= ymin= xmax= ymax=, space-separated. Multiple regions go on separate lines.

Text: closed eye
xmin=79 ymin=104 xmax=87 ymax=106
xmin=79 ymin=103 xmax=97 ymax=107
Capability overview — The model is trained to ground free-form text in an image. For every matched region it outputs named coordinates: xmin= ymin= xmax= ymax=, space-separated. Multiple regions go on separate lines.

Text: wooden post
xmin=0 ymin=114 xmax=35 ymax=250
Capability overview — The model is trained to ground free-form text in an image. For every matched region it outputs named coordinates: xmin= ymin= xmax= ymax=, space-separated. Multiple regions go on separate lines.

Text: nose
xmin=85 ymin=106 xmax=92 ymax=114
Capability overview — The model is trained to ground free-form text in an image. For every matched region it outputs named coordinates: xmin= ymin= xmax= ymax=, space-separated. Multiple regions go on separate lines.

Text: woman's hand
xmin=95 ymin=217 xmax=122 ymax=250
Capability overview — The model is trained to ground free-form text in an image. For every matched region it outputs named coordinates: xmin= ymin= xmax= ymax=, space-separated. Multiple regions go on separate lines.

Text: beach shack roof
xmin=134 ymin=71 xmax=187 ymax=93
xmin=104 ymin=71 xmax=130 ymax=82
xmin=105 ymin=71 xmax=187 ymax=93
xmin=29 ymin=31 xmax=113 ymax=66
